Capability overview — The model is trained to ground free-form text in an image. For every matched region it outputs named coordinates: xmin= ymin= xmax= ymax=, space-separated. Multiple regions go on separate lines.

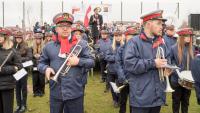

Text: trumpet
xmin=156 ymin=46 xmax=174 ymax=92
xmin=52 ymin=40 xmax=82 ymax=82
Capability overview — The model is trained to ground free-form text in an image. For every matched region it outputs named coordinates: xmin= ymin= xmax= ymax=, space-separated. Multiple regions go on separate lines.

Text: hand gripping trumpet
xmin=52 ymin=40 xmax=82 ymax=82
xmin=156 ymin=46 xmax=178 ymax=93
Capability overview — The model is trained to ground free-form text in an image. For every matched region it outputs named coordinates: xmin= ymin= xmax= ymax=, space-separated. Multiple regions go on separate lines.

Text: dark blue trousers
xmin=131 ymin=106 xmax=161 ymax=113
xmin=99 ymin=59 xmax=107 ymax=81
xmin=108 ymin=73 xmax=119 ymax=103
xmin=172 ymin=86 xmax=191 ymax=113
xmin=119 ymin=84 xmax=131 ymax=113
xmin=50 ymin=96 xmax=84 ymax=113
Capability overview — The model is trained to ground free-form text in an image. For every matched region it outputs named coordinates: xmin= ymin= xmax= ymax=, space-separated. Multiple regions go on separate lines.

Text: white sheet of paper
xmin=33 ymin=67 xmax=38 ymax=71
xmin=22 ymin=60 xmax=33 ymax=68
xmin=110 ymin=82 xmax=120 ymax=93
xmin=13 ymin=68 xmax=27 ymax=81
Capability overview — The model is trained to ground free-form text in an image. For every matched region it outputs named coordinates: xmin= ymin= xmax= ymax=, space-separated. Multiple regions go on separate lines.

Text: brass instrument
xmin=52 ymin=40 xmax=82 ymax=82
xmin=86 ymin=29 xmax=95 ymax=77
xmin=156 ymin=46 xmax=175 ymax=92
xmin=87 ymin=42 xmax=94 ymax=77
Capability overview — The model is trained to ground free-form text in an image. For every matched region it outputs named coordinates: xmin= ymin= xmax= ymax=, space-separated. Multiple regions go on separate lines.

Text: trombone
xmin=52 ymin=40 xmax=82 ymax=82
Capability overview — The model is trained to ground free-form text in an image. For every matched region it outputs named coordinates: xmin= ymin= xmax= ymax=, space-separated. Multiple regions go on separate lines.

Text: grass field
xmin=15 ymin=72 xmax=200 ymax=113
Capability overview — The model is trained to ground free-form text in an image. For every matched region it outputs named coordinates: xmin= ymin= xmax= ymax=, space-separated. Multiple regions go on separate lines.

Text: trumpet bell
xmin=165 ymin=86 xmax=174 ymax=92
xmin=164 ymin=76 xmax=174 ymax=93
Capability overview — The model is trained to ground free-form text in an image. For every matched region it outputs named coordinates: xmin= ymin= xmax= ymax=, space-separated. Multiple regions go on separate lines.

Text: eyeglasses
xmin=56 ymin=24 xmax=71 ymax=28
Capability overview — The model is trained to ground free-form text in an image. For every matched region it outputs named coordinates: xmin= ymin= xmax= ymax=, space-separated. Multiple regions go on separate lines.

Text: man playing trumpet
xmin=38 ymin=12 xmax=95 ymax=113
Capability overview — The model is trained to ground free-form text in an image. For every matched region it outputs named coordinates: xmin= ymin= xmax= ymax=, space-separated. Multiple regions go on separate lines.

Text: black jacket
xmin=0 ymin=47 xmax=22 ymax=90
xmin=14 ymin=42 xmax=32 ymax=63
xmin=89 ymin=14 xmax=103 ymax=38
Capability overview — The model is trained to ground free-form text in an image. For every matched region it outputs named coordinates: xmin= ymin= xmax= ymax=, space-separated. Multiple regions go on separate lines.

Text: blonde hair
xmin=177 ymin=36 xmax=194 ymax=65
xmin=112 ymin=34 xmax=124 ymax=51
xmin=33 ymin=39 xmax=44 ymax=55
xmin=2 ymin=36 xmax=13 ymax=49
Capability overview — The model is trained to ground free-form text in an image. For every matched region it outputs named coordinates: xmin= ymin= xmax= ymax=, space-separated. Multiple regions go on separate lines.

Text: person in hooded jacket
xmin=0 ymin=28 xmax=22 ymax=113
xmin=170 ymin=27 xmax=195 ymax=113
xmin=105 ymin=30 xmax=124 ymax=108
xmin=191 ymin=54 xmax=200 ymax=105
xmin=38 ymin=12 xmax=94 ymax=113
xmin=115 ymin=26 xmax=138 ymax=113
xmin=32 ymin=33 xmax=45 ymax=97
xmin=13 ymin=30 xmax=32 ymax=113
xmin=163 ymin=24 xmax=177 ymax=50
xmin=124 ymin=10 xmax=172 ymax=113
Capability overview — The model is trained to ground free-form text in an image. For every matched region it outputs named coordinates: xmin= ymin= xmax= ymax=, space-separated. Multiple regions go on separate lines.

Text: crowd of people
xmin=0 ymin=6 xmax=200 ymax=113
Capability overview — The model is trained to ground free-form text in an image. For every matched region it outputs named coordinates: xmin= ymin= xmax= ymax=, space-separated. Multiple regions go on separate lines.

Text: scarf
xmin=52 ymin=34 xmax=78 ymax=54
xmin=139 ymin=33 xmax=164 ymax=48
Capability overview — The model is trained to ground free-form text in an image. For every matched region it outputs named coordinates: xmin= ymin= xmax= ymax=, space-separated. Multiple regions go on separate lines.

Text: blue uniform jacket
xmin=170 ymin=44 xmax=193 ymax=87
xmin=163 ymin=35 xmax=177 ymax=50
xmin=124 ymin=35 xmax=169 ymax=107
xmin=105 ymin=44 xmax=121 ymax=74
xmin=115 ymin=44 xmax=127 ymax=83
xmin=82 ymin=33 xmax=88 ymax=42
xmin=38 ymin=40 xmax=95 ymax=100
xmin=191 ymin=55 xmax=200 ymax=104
xmin=96 ymin=38 xmax=112 ymax=60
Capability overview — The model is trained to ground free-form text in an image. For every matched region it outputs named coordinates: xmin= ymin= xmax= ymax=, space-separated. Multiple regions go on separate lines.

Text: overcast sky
xmin=0 ymin=0 xmax=200 ymax=29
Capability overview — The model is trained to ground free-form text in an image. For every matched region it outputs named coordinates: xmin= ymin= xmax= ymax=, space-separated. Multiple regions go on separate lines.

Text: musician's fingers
xmin=161 ymin=59 xmax=167 ymax=62
xmin=67 ymin=62 xmax=71 ymax=66
xmin=164 ymin=68 xmax=173 ymax=76
xmin=46 ymin=73 xmax=50 ymax=80
xmin=71 ymin=53 xmax=77 ymax=57
xmin=71 ymin=54 xmax=78 ymax=59
xmin=50 ymin=69 xmax=55 ymax=75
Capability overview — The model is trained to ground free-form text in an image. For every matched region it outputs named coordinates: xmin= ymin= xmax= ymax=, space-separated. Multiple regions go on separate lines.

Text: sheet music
xmin=110 ymin=82 xmax=120 ymax=93
xmin=33 ymin=67 xmax=38 ymax=71
xmin=13 ymin=68 xmax=27 ymax=81
xmin=22 ymin=60 xmax=33 ymax=68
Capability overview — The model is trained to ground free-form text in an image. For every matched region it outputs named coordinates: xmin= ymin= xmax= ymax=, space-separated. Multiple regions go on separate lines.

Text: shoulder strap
xmin=187 ymin=51 xmax=190 ymax=70
xmin=0 ymin=50 xmax=13 ymax=68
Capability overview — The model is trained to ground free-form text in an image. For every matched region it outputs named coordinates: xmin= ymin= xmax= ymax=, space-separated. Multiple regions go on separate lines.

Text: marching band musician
xmin=74 ymin=21 xmax=89 ymax=41
xmin=163 ymin=25 xmax=177 ymax=50
xmin=191 ymin=54 xmax=200 ymax=105
xmin=0 ymin=28 xmax=22 ymax=113
xmin=170 ymin=27 xmax=195 ymax=113
xmin=32 ymin=33 xmax=45 ymax=97
xmin=89 ymin=7 xmax=103 ymax=44
xmin=38 ymin=12 xmax=95 ymax=113
xmin=191 ymin=37 xmax=200 ymax=105
xmin=71 ymin=23 xmax=86 ymax=40
xmin=13 ymin=30 xmax=32 ymax=113
xmin=71 ymin=22 xmax=89 ymax=92
xmin=44 ymin=32 xmax=53 ymax=45
xmin=124 ymin=10 xmax=172 ymax=113
xmin=105 ymin=29 xmax=124 ymax=108
xmin=115 ymin=26 xmax=138 ymax=113
xmin=96 ymin=29 xmax=112 ymax=84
